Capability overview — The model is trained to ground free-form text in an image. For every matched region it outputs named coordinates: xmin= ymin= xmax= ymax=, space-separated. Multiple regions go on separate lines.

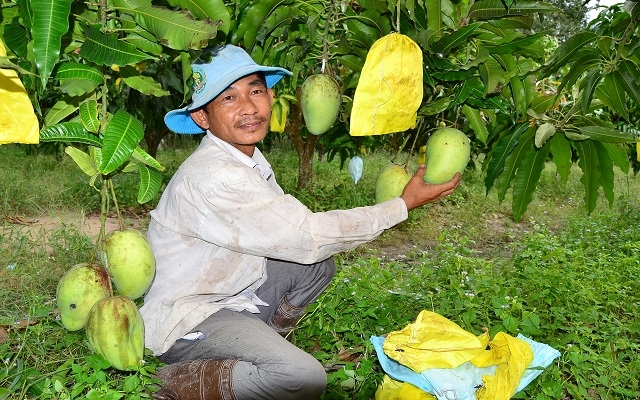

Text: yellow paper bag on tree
xmin=350 ymin=33 xmax=423 ymax=136
xmin=0 ymin=38 xmax=39 ymax=145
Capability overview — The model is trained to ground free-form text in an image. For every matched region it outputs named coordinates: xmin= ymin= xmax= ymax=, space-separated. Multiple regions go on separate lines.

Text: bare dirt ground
xmin=3 ymin=212 xmax=147 ymax=248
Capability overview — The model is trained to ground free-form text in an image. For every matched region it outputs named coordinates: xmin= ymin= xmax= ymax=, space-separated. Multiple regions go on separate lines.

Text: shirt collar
xmin=206 ymin=131 xmax=273 ymax=181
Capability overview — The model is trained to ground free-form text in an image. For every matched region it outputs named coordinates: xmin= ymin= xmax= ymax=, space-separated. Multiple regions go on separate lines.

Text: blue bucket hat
xmin=164 ymin=45 xmax=292 ymax=134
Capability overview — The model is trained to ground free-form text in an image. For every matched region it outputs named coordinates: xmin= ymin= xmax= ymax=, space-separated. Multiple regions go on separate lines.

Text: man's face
xmin=190 ymin=73 xmax=274 ymax=157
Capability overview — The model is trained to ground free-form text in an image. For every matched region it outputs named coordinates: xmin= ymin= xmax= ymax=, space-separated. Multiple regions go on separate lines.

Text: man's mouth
xmin=236 ymin=117 xmax=266 ymax=129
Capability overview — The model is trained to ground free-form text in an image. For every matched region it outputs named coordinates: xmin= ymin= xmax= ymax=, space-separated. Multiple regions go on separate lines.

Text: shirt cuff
xmin=378 ymin=197 xmax=409 ymax=227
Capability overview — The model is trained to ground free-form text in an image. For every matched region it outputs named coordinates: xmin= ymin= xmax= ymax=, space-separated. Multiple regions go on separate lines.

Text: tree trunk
xmin=287 ymin=87 xmax=320 ymax=190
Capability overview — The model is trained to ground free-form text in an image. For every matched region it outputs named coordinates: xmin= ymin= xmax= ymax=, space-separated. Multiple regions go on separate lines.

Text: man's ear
xmin=190 ymin=109 xmax=210 ymax=130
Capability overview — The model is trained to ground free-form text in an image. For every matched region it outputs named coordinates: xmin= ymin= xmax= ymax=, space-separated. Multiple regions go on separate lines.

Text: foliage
xmin=294 ymin=203 xmax=640 ymax=399
xmin=3 ymin=144 xmax=640 ymax=398
xmin=2 ymin=0 xmax=640 ymax=220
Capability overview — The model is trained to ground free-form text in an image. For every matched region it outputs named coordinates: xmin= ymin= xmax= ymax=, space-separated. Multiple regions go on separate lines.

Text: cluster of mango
xmin=56 ymin=229 xmax=156 ymax=371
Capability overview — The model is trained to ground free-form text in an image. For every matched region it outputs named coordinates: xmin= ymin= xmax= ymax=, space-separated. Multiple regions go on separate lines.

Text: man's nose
xmin=238 ymin=95 xmax=259 ymax=114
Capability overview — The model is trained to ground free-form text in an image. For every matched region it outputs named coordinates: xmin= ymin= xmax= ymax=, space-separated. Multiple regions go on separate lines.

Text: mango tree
xmin=2 ymin=0 xmax=639 ymax=223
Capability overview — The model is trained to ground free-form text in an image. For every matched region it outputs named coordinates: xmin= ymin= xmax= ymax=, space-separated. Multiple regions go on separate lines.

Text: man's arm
xmin=400 ymin=165 xmax=460 ymax=212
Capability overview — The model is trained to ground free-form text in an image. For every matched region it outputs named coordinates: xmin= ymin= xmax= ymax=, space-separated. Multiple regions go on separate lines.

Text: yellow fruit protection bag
xmin=350 ymin=33 xmax=423 ymax=136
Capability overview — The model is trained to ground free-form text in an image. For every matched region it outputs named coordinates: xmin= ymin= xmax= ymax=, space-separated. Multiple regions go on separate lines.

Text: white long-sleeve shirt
xmin=141 ymin=133 xmax=408 ymax=355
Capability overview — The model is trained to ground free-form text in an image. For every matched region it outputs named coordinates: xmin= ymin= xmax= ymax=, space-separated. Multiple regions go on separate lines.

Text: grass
xmin=1 ymin=139 xmax=640 ymax=399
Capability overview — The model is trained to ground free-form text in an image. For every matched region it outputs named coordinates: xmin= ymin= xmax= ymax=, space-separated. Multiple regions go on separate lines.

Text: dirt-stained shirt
xmin=140 ymin=133 xmax=408 ymax=355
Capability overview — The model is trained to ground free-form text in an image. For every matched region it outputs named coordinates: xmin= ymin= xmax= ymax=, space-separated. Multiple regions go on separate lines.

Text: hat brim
xmin=165 ymin=67 xmax=291 ymax=135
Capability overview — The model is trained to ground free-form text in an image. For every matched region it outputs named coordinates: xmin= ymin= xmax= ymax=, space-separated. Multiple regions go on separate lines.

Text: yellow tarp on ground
xmin=0 ymin=38 xmax=39 ymax=145
xmin=350 ymin=32 xmax=423 ymax=136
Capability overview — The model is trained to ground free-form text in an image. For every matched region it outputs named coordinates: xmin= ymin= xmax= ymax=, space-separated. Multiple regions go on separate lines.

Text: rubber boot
xmin=267 ymin=295 xmax=306 ymax=340
xmin=153 ymin=359 xmax=237 ymax=400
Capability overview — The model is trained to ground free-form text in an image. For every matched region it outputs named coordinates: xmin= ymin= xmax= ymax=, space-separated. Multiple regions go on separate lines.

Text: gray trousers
xmin=158 ymin=257 xmax=336 ymax=400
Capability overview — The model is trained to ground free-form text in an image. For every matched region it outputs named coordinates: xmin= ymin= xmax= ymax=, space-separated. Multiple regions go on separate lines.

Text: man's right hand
xmin=400 ymin=165 xmax=461 ymax=212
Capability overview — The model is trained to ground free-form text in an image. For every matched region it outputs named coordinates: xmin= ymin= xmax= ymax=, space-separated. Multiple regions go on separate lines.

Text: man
xmin=142 ymin=44 xmax=460 ymax=400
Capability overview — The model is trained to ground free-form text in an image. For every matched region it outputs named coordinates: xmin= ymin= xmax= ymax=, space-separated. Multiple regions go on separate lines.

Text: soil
xmin=3 ymin=212 xmax=146 ymax=247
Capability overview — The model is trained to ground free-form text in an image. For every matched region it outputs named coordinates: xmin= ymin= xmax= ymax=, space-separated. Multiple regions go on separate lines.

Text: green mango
xmin=103 ymin=229 xmax=156 ymax=300
xmin=423 ymin=127 xmax=471 ymax=184
xmin=301 ymin=74 xmax=341 ymax=135
xmin=86 ymin=295 xmax=144 ymax=371
xmin=375 ymin=164 xmax=411 ymax=204
xmin=56 ymin=263 xmax=112 ymax=331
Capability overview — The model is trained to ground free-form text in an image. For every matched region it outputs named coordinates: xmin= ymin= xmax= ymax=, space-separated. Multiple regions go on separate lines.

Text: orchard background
xmin=1 ymin=0 xmax=640 ymax=398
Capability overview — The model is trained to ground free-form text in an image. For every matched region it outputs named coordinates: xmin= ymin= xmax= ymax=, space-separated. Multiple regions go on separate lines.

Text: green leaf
xmin=124 ymin=5 xmax=221 ymax=50
xmin=484 ymin=122 xmax=530 ymax=194
xmin=80 ymin=24 xmax=154 ymax=66
xmin=549 ymin=133 xmax=572 ymax=182
xmin=59 ymin=79 xmax=101 ymax=96
xmin=119 ymin=65 xmax=170 ymax=97
xmin=484 ymin=32 xmax=545 ymax=55
xmin=452 ymin=77 xmax=484 ymax=105
xmin=593 ymin=141 xmax=615 ymax=207
xmin=64 ymin=146 xmax=99 ymax=176
xmin=616 ymin=60 xmax=640 ymax=105
xmin=529 ymin=94 xmax=556 ymax=113
xmin=131 ymin=146 xmax=165 ymax=171
xmin=600 ymin=142 xmax=630 ymax=173
xmin=540 ymin=32 xmax=599 ymax=77
xmin=44 ymin=99 xmax=78 ymax=125
xmin=462 ymin=105 xmax=489 ymax=144
xmin=512 ymin=141 xmax=550 ymax=221
xmin=55 ymin=62 xmax=104 ymax=83
xmin=418 ymin=96 xmax=451 ymax=116
xmin=166 ymin=0 xmax=231 ymax=34
xmin=31 ymin=0 xmax=72 ymax=87
xmin=112 ymin=0 xmax=151 ymax=8
xmin=39 ymin=122 xmax=102 ymax=147
xmin=469 ymin=0 xmax=559 ymax=21
xmin=534 ymin=122 xmax=555 ymax=148
xmin=3 ymin=20 xmax=29 ymax=58
xmin=580 ymin=68 xmax=603 ymax=115
xmin=479 ymin=57 xmax=505 ymax=95
xmin=79 ymin=99 xmax=100 ymax=133
xmin=574 ymin=140 xmax=600 ymax=214
xmin=137 ymin=164 xmax=163 ymax=203
xmin=232 ymin=0 xmax=283 ymax=48
xmin=487 ymin=15 xmax=535 ymax=29
xmin=426 ymin=0 xmax=442 ymax=40
xmin=576 ymin=126 xmax=639 ymax=143
xmin=599 ymin=72 xmax=629 ymax=120
xmin=556 ymin=50 xmax=601 ymax=95
xmin=123 ymin=33 xmax=164 ymax=55
xmin=99 ymin=109 xmax=144 ymax=175
xmin=495 ymin=126 xmax=536 ymax=203
xmin=431 ymin=23 xmax=481 ymax=55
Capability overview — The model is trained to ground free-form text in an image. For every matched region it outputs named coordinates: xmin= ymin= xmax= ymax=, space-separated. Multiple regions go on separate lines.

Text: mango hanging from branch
xmin=350 ymin=33 xmax=423 ymax=136
xmin=423 ymin=127 xmax=471 ymax=184
xmin=301 ymin=74 xmax=341 ymax=135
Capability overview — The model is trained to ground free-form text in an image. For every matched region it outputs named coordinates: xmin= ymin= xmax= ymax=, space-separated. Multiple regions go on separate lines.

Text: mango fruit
xmin=86 ymin=295 xmax=144 ymax=371
xmin=375 ymin=165 xmax=411 ymax=204
xmin=57 ymin=263 xmax=113 ymax=331
xmin=103 ymin=229 xmax=156 ymax=300
xmin=301 ymin=74 xmax=341 ymax=135
xmin=423 ymin=128 xmax=470 ymax=184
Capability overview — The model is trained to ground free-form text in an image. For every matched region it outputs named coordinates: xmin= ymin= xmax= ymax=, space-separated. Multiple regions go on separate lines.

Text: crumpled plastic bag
xmin=372 ymin=310 xmax=561 ymax=400
xmin=375 ymin=375 xmax=436 ymax=400
xmin=350 ymin=32 xmax=423 ymax=136
xmin=0 ymin=38 xmax=39 ymax=145
xmin=382 ymin=310 xmax=491 ymax=371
